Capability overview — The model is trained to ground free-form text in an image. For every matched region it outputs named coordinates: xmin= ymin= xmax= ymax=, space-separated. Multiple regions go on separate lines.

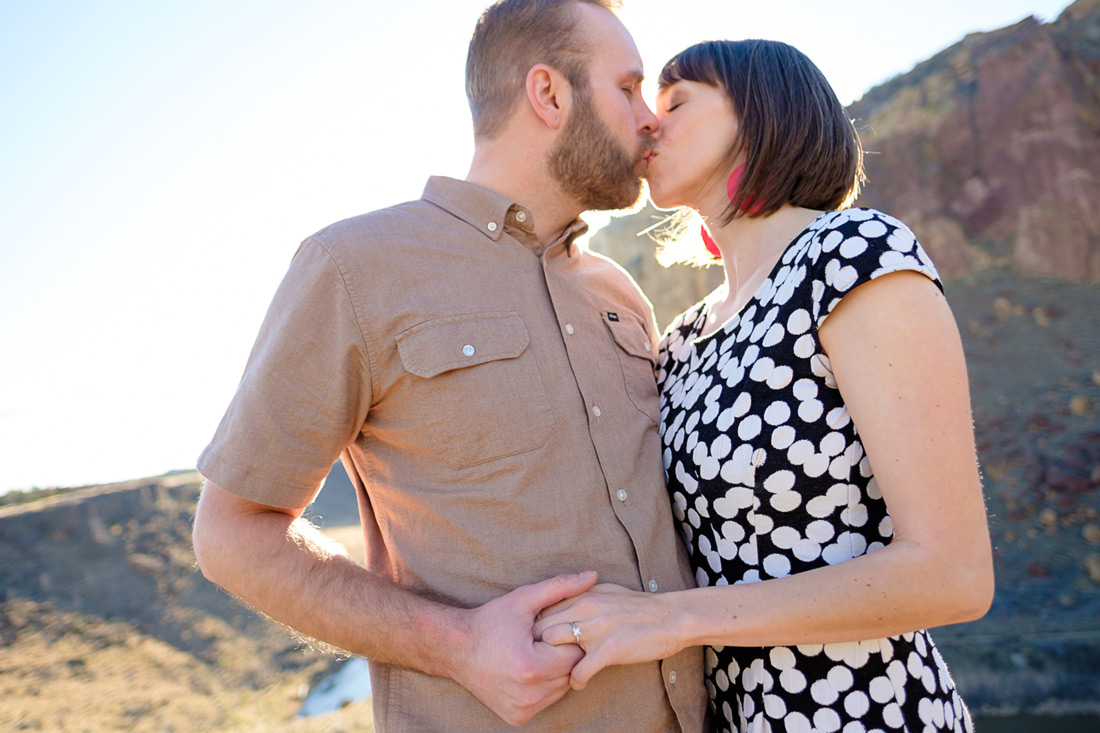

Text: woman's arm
xmin=536 ymin=270 xmax=994 ymax=689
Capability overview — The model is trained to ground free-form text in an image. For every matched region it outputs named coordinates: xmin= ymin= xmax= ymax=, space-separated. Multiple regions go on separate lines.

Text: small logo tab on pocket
xmin=607 ymin=312 xmax=619 ymax=321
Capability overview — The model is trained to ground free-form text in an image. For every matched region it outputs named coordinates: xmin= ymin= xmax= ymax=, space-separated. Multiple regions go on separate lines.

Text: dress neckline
xmin=690 ymin=211 xmax=831 ymax=345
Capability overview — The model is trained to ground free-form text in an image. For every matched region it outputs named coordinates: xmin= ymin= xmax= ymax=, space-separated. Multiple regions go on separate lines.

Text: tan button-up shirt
xmin=198 ymin=176 xmax=706 ymax=732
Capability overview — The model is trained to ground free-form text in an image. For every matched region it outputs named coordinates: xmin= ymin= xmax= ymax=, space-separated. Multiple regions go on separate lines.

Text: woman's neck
xmin=700 ymin=205 xmax=823 ymax=337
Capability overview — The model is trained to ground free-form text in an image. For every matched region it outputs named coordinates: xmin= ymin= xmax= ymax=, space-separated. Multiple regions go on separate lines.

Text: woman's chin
xmin=643 ymin=182 xmax=677 ymax=210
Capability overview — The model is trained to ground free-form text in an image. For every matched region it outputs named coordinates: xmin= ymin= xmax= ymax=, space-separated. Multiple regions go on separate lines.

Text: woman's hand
xmin=533 ymin=583 xmax=687 ymax=690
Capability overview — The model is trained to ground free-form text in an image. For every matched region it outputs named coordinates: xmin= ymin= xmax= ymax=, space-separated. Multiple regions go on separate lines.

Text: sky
xmin=0 ymin=0 xmax=1076 ymax=493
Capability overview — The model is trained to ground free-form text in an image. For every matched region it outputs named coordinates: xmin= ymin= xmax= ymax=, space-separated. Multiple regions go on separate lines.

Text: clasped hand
xmin=454 ymin=571 xmax=595 ymax=727
xmin=533 ymin=578 xmax=683 ymax=691
xmin=457 ymin=572 xmax=681 ymax=726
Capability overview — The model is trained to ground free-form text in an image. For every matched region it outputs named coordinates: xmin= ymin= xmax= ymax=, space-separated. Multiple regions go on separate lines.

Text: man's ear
xmin=526 ymin=64 xmax=571 ymax=130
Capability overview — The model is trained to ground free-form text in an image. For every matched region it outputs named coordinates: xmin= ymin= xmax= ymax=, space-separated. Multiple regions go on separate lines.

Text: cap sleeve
xmin=810 ymin=209 xmax=943 ymax=329
xmin=197 ymin=237 xmax=373 ymax=509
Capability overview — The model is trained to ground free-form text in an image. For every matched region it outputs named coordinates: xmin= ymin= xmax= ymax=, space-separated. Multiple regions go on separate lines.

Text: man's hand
xmin=449 ymin=572 xmax=597 ymax=727
xmin=194 ymin=482 xmax=599 ymax=727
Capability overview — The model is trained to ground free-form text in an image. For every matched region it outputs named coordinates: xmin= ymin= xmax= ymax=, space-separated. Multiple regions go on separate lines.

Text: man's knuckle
xmin=516 ymin=664 xmax=540 ymax=685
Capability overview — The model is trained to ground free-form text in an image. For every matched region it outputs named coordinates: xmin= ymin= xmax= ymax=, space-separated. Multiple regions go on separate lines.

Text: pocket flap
xmin=396 ymin=313 xmax=530 ymax=378
xmin=603 ymin=314 xmax=655 ymax=363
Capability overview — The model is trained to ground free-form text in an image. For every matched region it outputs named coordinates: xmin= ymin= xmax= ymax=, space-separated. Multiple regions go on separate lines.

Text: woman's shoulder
xmin=796 ymin=207 xmax=936 ymax=274
xmin=796 ymin=207 xmax=942 ymax=325
xmin=808 ymin=207 xmax=916 ymax=241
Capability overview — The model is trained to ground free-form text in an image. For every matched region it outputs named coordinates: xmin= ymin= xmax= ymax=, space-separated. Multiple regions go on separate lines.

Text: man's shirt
xmin=198 ymin=176 xmax=706 ymax=732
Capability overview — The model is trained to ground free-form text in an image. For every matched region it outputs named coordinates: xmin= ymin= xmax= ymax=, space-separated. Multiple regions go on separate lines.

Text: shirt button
xmin=487 ymin=221 xmax=498 ymax=232
xmin=616 ymin=489 xmax=627 ymax=502
xmin=592 ymin=405 xmax=602 ymax=417
xmin=669 ymin=671 xmax=678 ymax=684
xmin=565 ymin=324 xmax=575 ymax=335
xmin=462 ymin=344 xmax=476 ymax=357
xmin=515 ymin=210 xmax=528 ymax=222
xmin=648 ymin=580 xmax=658 ymax=592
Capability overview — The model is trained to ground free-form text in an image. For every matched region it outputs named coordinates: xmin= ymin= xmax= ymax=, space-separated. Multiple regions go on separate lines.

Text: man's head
xmin=466 ymin=0 xmax=617 ymax=140
xmin=466 ymin=0 xmax=656 ymax=211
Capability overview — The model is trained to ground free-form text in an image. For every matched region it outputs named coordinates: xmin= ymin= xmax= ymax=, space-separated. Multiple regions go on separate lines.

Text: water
xmin=298 ymin=657 xmax=372 ymax=716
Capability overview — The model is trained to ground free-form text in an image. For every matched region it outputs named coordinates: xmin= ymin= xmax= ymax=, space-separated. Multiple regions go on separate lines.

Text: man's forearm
xmin=192 ymin=480 xmax=593 ymax=726
xmin=192 ymin=482 xmax=468 ymax=680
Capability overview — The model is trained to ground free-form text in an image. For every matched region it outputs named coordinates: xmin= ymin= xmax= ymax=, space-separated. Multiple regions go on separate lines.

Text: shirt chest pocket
xmin=603 ymin=314 xmax=660 ymax=425
xmin=395 ymin=312 xmax=554 ymax=469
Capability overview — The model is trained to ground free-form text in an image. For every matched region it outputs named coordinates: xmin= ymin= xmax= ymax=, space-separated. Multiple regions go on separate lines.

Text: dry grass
xmin=0 ymin=599 xmax=374 ymax=732
xmin=0 ymin=471 xmax=376 ymax=733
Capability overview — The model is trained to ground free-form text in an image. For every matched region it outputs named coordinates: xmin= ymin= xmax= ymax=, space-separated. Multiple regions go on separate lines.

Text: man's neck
xmin=466 ymin=146 xmax=582 ymax=249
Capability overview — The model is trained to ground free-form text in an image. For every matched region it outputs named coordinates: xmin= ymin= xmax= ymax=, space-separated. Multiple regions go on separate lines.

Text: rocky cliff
xmin=848 ymin=0 xmax=1100 ymax=281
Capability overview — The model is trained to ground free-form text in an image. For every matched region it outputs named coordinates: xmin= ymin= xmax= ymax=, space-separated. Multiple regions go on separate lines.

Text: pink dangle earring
xmin=699 ymin=164 xmax=751 ymax=261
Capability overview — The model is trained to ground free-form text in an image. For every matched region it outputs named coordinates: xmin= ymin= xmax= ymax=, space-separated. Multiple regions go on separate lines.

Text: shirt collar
xmin=422 ymin=176 xmax=588 ymax=256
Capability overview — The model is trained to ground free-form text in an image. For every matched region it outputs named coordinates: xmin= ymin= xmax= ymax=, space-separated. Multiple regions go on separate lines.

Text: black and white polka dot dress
xmin=657 ymin=208 xmax=974 ymax=732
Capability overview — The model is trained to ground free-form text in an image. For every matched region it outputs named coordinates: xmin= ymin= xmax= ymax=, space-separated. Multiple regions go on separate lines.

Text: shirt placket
xmin=540 ymin=242 xmax=661 ymax=596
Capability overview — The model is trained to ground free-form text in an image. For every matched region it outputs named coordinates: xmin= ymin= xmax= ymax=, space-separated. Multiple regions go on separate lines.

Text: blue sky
xmin=0 ymin=0 xmax=1075 ymax=492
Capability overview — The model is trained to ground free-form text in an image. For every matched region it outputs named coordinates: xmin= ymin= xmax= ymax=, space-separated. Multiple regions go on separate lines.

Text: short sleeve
xmin=197 ymin=237 xmax=373 ymax=509
xmin=810 ymin=209 xmax=943 ymax=329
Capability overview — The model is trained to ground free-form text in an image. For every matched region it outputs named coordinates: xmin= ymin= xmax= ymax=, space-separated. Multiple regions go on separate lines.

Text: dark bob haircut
xmin=658 ymin=39 xmax=864 ymax=225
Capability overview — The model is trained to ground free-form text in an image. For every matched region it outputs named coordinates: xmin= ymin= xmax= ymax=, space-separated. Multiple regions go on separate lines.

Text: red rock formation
xmin=849 ymin=0 xmax=1100 ymax=281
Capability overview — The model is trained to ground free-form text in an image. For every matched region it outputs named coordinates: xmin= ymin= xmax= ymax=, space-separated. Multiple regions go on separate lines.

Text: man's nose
xmin=636 ymin=97 xmax=658 ymax=135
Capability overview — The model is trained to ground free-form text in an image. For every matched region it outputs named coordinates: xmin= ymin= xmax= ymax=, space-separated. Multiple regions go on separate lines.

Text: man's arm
xmin=192 ymin=481 xmax=594 ymax=727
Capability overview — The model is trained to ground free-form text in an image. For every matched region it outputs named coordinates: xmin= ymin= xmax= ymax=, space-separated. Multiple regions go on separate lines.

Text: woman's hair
xmin=466 ymin=0 xmax=620 ymax=141
xmin=654 ymin=40 xmax=864 ymax=266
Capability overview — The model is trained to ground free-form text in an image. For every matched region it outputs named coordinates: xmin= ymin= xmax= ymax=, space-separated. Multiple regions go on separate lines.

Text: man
xmin=192 ymin=0 xmax=706 ymax=730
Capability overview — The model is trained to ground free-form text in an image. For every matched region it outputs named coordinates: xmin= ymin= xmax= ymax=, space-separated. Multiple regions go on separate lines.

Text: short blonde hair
xmin=465 ymin=0 xmax=621 ymax=140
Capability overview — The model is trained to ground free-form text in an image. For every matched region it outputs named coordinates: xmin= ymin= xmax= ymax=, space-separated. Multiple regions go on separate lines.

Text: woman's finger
xmin=536 ymin=622 xmax=581 ymax=647
xmin=534 ymin=605 xmax=581 ymax=639
xmin=569 ymin=646 xmax=608 ymax=690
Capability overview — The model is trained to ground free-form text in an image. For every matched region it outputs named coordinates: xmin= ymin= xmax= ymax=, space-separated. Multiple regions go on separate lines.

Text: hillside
xmin=0 ymin=474 xmax=372 ymax=732
xmin=847 ymin=0 xmax=1100 ymax=281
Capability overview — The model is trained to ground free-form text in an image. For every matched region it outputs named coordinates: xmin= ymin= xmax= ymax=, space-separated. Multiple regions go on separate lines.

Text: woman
xmin=535 ymin=40 xmax=994 ymax=732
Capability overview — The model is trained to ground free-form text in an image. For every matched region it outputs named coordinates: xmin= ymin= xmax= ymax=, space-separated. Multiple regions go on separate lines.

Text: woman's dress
xmin=657 ymin=208 xmax=974 ymax=732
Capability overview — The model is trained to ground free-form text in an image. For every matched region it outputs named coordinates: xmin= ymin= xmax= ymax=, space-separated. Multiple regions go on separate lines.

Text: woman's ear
xmin=526 ymin=64 xmax=570 ymax=130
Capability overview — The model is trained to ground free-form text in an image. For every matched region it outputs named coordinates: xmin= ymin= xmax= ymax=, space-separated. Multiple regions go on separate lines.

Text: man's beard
xmin=548 ymin=87 xmax=651 ymax=211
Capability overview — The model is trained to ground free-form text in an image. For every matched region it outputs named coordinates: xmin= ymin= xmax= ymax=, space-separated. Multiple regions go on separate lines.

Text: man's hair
xmin=466 ymin=0 xmax=621 ymax=140
xmin=658 ymin=39 xmax=864 ymax=225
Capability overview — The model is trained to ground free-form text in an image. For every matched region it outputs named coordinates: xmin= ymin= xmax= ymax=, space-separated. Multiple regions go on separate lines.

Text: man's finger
xmin=517 ymin=675 xmax=575 ymax=725
xmin=517 ymin=571 xmax=597 ymax=614
xmin=534 ymin=639 xmax=585 ymax=676
xmin=536 ymin=594 xmax=581 ymax=623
